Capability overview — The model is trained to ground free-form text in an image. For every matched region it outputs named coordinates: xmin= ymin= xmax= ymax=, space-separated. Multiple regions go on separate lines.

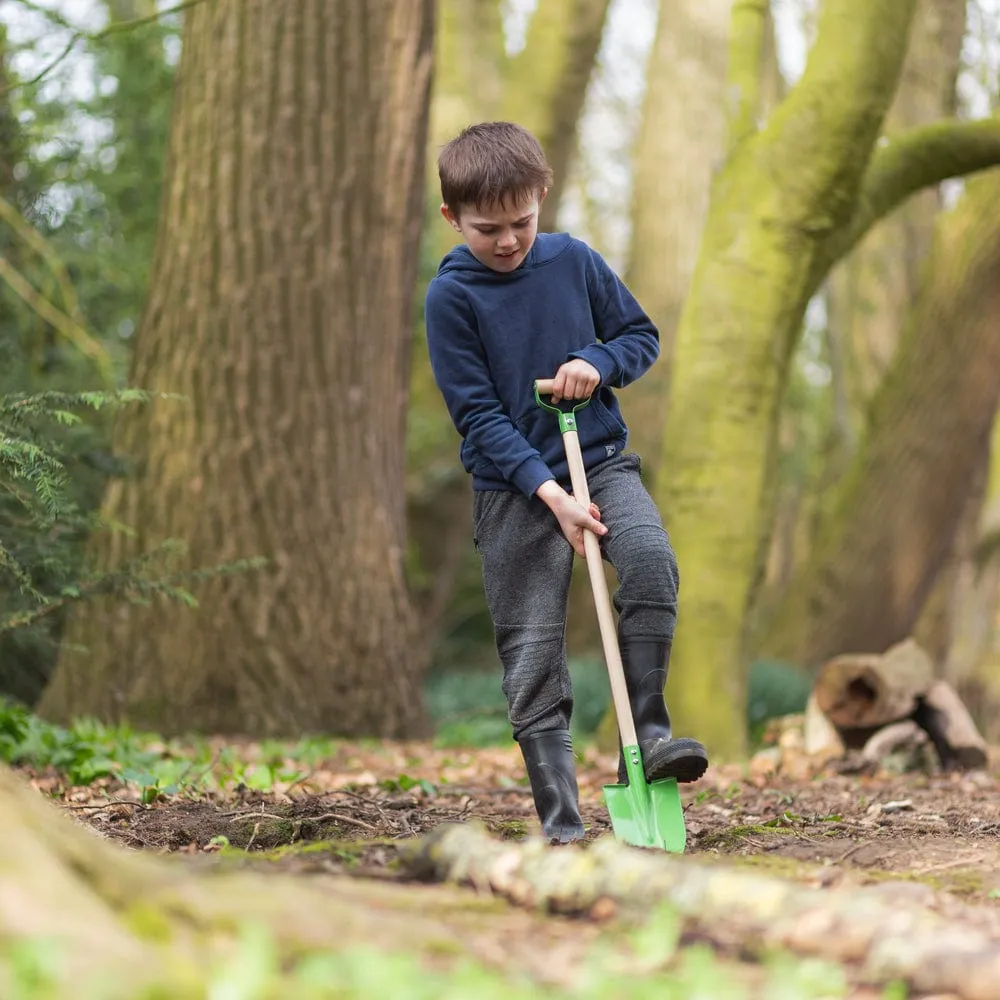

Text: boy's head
xmin=437 ymin=121 xmax=551 ymax=273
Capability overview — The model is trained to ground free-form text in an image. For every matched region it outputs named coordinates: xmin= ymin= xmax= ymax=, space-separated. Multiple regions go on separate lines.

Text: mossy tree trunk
xmin=764 ymin=170 xmax=1000 ymax=670
xmin=656 ymin=0 xmax=1000 ymax=758
xmin=589 ymin=0 xmax=778 ymax=750
xmin=945 ymin=425 xmax=1000 ymax=739
xmin=43 ymin=0 xmax=435 ymax=738
xmin=827 ymin=0 xmax=965 ymax=415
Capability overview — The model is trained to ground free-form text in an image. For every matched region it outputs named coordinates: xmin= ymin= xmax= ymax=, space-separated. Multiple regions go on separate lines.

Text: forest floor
xmin=16 ymin=733 xmax=1000 ymax=998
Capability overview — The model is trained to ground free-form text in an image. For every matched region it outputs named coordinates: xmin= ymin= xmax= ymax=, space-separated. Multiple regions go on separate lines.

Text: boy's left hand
xmin=549 ymin=359 xmax=600 ymax=403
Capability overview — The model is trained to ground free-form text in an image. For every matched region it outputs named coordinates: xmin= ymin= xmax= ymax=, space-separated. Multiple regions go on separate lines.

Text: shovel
xmin=534 ymin=379 xmax=686 ymax=853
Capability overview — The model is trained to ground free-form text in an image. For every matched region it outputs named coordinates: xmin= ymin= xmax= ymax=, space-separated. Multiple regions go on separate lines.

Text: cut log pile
xmin=800 ymin=638 xmax=990 ymax=773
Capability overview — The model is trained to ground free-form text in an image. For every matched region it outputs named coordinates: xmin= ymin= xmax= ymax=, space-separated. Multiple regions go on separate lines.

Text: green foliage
xmin=425 ymin=657 xmax=609 ymax=748
xmin=0 ymin=386 xmax=266 ymax=703
xmin=0 ymin=694 xmax=159 ymax=787
xmin=0 ymin=696 xmax=311 ymax=801
xmin=0 ymin=387 xmax=139 ymax=699
xmin=747 ymin=659 xmax=813 ymax=744
xmin=0 ymin=2 xmax=179 ymax=700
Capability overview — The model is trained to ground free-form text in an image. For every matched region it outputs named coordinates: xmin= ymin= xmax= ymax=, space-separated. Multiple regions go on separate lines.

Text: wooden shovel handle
xmin=535 ymin=379 xmax=557 ymax=395
xmin=561 ymin=427 xmax=638 ymax=749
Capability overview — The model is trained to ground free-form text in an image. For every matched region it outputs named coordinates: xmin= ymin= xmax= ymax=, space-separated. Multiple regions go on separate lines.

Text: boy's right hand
xmin=536 ymin=480 xmax=607 ymax=557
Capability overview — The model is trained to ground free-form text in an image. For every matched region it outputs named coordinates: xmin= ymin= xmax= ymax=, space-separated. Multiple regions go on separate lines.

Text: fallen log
xmin=915 ymin=679 xmax=990 ymax=770
xmin=814 ymin=638 xmax=933 ymax=730
xmin=403 ymin=822 xmax=1000 ymax=1000
xmin=810 ymin=639 xmax=989 ymax=771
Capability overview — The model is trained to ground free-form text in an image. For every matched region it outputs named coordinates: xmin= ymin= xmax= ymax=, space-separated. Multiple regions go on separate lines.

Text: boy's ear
xmin=440 ymin=203 xmax=462 ymax=232
xmin=539 ymin=187 xmax=549 ymax=204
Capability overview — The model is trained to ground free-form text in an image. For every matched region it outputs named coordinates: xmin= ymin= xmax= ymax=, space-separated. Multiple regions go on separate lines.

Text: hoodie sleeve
xmin=568 ymin=245 xmax=660 ymax=388
xmin=425 ymin=278 xmax=556 ymax=497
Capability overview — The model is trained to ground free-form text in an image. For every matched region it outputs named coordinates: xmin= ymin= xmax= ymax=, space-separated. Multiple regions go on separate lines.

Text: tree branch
xmin=0 ymin=256 xmax=109 ymax=376
xmin=822 ymin=116 xmax=1000 ymax=268
xmin=756 ymin=0 xmax=917 ymax=216
xmin=2 ymin=0 xmax=204 ymax=94
xmin=725 ymin=0 xmax=770 ymax=151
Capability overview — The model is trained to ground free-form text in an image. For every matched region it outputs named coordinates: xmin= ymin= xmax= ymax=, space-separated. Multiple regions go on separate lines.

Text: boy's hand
xmin=536 ymin=481 xmax=607 ymax=557
xmin=549 ymin=359 xmax=600 ymax=403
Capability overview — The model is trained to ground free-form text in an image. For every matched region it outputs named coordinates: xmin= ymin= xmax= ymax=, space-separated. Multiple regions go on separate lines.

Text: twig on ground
xmin=308 ymin=812 xmax=380 ymax=834
xmin=62 ymin=799 xmax=144 ymax=812
xmin=226 ymin=811 xmax=287 ymax=824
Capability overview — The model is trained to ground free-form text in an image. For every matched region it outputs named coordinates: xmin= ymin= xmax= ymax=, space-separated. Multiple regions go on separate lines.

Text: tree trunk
xmin=620 ymin=0 xmax=733 ymax=477
xmin=912 ymin=444 xmax=989 ymax=664
xmin=826 ymin=0 xmax=966 ymax=414
xmin=942 ymin=422 xmax=1000 ymax=739
xmin=502 ymin=0 xmax=612 ymax=233
xmin=764 ymin=170 xmax=1000 ymax=670
xmin=788 ymin=0 xmax=967 ymax=622
xmin=0 ymin=764 xmax=583 ymax=995
xmin=656 ymin=0 xmax=921 ymax=758
xmin=813 ymin=638 xmax=933 ymax=730
xmin=43 ymin=0 xmax=434 ymax=738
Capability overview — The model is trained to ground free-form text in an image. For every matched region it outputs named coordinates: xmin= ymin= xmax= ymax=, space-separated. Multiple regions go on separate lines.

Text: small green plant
xmin=0 ymin=696 xmax=173 ymax=789
xmin=378 ymin=773 xmax=438 ymax=797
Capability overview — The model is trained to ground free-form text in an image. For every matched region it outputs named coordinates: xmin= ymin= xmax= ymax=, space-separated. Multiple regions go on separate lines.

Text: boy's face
xmin=441 ymin=190 xmax=547 ymax=273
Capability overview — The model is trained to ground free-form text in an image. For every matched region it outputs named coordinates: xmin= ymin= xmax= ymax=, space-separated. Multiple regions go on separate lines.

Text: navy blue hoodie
xmin=424 ymin=232 xmax=659 ymax=497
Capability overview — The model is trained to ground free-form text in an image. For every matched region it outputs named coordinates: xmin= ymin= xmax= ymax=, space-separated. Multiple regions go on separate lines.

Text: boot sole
xmin=642 ymin=738 xmax=709 ymax=784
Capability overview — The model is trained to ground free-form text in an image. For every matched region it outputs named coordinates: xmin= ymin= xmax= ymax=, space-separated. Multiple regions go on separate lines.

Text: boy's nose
xmin=497 ymin=231 xmax=517 ymax=249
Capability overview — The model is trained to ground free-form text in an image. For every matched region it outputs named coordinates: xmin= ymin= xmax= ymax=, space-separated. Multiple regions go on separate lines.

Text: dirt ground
xmin=19 ymin=736 xmax=1000 ymax=998
xmin=38 ymin=739 xmax=1000 ymax=904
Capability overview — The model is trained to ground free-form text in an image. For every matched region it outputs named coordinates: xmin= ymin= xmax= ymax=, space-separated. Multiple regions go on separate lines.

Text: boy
xmin=425 ymin=121 xmax=707 ymax=845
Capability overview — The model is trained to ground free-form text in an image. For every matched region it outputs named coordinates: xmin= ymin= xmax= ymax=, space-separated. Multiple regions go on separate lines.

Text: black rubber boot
xmin=518 ymin=729 xmax=586 ymax=845
xmin=617 ymin=638 xmax=708 ymax=785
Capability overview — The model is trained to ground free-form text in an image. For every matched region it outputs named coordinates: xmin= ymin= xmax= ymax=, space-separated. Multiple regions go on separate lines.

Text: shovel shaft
xmin=560 ymin=428 xmax=638 ymax=749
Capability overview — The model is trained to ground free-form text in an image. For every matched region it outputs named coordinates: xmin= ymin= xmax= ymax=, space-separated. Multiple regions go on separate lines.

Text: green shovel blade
xmin=602 ymin=746 xmax=686 ymax=853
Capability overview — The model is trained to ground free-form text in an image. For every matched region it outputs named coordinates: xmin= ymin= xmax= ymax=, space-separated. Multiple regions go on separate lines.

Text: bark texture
xmin=766 ymin=170 xmax=1000 ymax=669
xmin=654 ymin=0 xmax=1000 ymax=757
xmin=44 ymin=0 xmax=434 ymax=737
xmin=813 ymin=638 xmax=933 ymax=730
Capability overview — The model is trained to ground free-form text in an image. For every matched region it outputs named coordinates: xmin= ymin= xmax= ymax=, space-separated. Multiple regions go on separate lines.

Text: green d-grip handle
xmin=533 ymin=378 xmax=592 ymax=433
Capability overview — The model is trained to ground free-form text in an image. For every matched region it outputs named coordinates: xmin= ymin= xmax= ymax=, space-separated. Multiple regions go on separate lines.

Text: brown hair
xmin=438 ymin=121 xmax=552 ymax=216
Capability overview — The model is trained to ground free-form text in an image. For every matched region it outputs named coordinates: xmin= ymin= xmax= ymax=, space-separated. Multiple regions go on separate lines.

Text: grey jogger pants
xmin=473 ymin=452 xmax=679 ymax=740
